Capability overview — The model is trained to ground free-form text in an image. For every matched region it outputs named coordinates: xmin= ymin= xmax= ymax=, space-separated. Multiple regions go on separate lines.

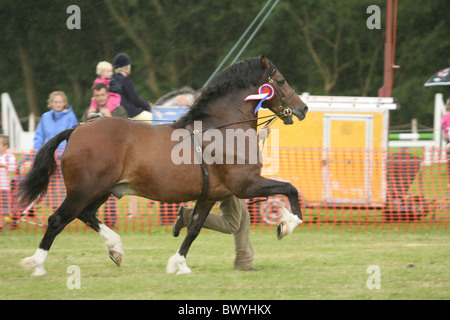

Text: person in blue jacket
xmin=33 ymin=91 xmax=78 ymax=208
xmin=33 ymin=91 xmax=78 ymax=150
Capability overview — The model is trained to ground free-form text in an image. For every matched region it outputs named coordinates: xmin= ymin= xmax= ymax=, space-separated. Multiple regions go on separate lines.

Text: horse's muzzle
xmin=291 ymin=104 xmax=308 ymax=123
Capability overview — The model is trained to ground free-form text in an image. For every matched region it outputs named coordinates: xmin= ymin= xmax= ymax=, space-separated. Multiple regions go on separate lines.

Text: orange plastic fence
xmin=2 ymin=147 xmax=449 ymax=232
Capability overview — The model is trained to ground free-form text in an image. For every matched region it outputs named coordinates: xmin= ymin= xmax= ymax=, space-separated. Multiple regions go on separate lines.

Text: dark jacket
xmin=110 ymin=73 xmax=150 ymax=118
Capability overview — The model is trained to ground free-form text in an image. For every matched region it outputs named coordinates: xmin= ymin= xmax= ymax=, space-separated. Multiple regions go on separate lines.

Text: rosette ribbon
xmin=244 ymin=83 xmax=275 ymax=114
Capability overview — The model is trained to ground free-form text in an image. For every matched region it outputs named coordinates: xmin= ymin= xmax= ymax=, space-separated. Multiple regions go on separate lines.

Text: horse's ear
xmin=260 ymin=56 xmax=270 ymax=70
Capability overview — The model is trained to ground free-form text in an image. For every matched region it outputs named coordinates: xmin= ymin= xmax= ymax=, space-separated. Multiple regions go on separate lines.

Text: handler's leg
xmin=173 ymin=195 xmax=254 ymax=270
xmin=221 ymin=197 xmax=254 ymax=271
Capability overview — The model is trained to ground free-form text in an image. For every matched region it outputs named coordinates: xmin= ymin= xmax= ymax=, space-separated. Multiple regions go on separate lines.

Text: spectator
xmin=9 ymin=152 xmax=34 ymax=229
xmin=85 ymin=83 xmax=127 ymax=120
xmin=85 ymin=61 xmax=120 ymax=119
xmin=110 ymin=53 xmax=153 ymax=123
xmin=33 ymin=91 xmax=78 ymax=150
xmin=0 ymin=135 xmax=16 ymax=231
xmin=442 ymin=98 xmax=450 ymax=143
xmin=94 ymin=61 xmax=114 ymax=87
xmin=442 ymin=98 xmax=450 ymax=191
xmin=33 ymin=91 xmax=77 ymax=209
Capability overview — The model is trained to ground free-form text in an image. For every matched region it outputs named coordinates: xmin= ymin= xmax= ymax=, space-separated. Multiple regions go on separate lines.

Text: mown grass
xmin=0 ymin=228 xmax=449 ymax=300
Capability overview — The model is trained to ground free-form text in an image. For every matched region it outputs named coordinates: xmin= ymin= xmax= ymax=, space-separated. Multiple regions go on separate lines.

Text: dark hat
xmin=113 ymin=53 xmax=132 ymax=69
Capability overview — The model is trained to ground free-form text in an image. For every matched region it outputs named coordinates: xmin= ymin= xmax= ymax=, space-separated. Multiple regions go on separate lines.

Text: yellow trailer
xmin=259 ymin=94 xmax=398 ymax=207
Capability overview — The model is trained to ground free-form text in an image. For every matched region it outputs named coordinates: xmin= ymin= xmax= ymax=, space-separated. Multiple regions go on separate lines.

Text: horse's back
xmin=64 ymin=117 xmax=134 ymax=162
xmin=62 ymin=118 xmax=203 ymax=202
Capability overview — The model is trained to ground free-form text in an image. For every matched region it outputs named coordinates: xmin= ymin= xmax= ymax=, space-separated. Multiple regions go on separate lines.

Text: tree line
xmin=1 ymin=0 xmax=449 ymax=128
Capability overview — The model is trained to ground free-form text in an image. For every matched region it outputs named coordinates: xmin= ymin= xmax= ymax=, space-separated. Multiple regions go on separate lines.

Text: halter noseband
xmin=265 ymin=68 xmax=295 ymax=120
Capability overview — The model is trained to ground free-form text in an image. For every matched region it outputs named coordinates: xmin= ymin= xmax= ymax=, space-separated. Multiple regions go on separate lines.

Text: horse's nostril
xmin=304 ymin=106 xmax=308 ymax=113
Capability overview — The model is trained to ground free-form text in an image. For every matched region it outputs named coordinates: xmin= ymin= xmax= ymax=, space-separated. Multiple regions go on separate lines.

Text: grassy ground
xmin=0 ymin=228 xmax=449 ymax=300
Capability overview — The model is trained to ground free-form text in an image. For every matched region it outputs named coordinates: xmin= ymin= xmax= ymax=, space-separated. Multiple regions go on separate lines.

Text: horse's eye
xmin=277 ymin=79 xmax=285 ymax=85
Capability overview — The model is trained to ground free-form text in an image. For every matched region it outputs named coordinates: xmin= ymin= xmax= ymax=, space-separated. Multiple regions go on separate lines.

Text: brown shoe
xmin=233 ymin=266 xmax=260 ymax=271
xmin=172 ymin=206 xmax=186 ymax=237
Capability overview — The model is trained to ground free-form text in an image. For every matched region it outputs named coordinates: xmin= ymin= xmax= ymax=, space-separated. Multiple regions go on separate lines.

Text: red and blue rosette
xmin=244 ymin=83 xmax=275 ymax=114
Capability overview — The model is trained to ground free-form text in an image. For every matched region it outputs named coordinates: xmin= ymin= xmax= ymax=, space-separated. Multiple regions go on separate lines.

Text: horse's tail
xmin=17 ymin=127 xmax=76 ymax=208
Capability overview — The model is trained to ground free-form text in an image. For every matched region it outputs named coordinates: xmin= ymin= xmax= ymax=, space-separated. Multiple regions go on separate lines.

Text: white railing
xmin=1 ymin=93 xmax=34 ymax=150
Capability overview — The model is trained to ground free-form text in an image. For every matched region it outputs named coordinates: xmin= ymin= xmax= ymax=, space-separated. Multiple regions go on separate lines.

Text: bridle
xmin=265 ymin=67 xmax=295 ymax=121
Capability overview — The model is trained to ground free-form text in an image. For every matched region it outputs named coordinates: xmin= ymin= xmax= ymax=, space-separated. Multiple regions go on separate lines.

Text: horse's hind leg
xmin=167 ymin=200 xmax=215 ymax=275
xmin=21 ymin=196 xmax=85 ymax=276
xmin=78 ymin=194 xmax=124 ymax=266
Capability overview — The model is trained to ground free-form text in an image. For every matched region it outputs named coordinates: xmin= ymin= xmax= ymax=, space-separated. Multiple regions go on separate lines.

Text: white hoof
xmin=166 ymin=252 xmax=192 ymax=275
xmin=99 ymin=224 xmax=124 ymax=260
xmin=20 ymin=256 xmax=37 ymax=269
xmin=31 ymin=266 xmax=47 ymax=277
xmin=277 ymin=206 xmax=302 ymax=240
xmin=20 ymin=249 xmax=48 ymax=276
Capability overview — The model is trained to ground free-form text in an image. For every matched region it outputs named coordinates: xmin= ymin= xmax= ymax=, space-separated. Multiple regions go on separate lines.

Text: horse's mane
xmin=172 ymin=57 xmax=271 ymax=129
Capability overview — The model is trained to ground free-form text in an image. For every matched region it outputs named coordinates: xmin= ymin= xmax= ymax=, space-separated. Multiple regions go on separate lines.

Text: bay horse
xmin=17 ymin=56 xmax=308 ymax=276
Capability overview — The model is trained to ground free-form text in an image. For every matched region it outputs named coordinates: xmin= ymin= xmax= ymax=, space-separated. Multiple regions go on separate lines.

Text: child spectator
xmin=94 ymin=61 xmax=114 ymax=87
xmin=0 ymin=135 xmax=16 ymax=231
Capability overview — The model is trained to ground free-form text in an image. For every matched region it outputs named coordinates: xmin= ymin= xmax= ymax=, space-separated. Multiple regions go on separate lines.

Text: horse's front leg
xmin=237 ymin=176 xmax=303 ymax=239
xmin=166 ymin=200 xmax=215 ymax=275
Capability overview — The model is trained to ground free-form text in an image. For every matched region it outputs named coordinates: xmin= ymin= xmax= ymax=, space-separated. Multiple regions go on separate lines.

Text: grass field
xmin=0 ymin=228 xmax=449 ymax=300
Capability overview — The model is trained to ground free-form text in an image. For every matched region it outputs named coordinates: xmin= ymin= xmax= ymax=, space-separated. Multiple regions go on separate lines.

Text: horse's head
xmin=259 ymin=56 xmax=308 ymax=125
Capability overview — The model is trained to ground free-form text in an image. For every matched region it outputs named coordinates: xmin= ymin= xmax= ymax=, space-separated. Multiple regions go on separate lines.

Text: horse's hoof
xmin=109 ymin=251 xmax=122 ymax=267
xmin=277 ymin=206 xmax=303 ymax=240
xmin=21 ymin=257 xmax=47 ymax=276
xmin=167 ymin=252 xmax=192 ymax=275
xmin=31 ymin=267 xmax=47 ymax=277
xmin=276 ymin=221 xmax=296 ymax=239
xmin=20 ymin=256 xmax=37 ymax=269
xmin=277 ymin=223 xmax=284 ymax=240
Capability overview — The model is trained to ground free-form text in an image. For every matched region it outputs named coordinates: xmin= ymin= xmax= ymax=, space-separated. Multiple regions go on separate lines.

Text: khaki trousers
xmin=181 ymin=195 xmax=254 ymax=270
xmin=131 ymin=110 xmax=153 ymax=124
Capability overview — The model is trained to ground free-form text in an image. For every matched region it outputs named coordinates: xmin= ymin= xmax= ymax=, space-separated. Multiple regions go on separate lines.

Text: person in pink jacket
xmin=442 ymin=98 xmax=450 ymax=191
xmin=442 ymin=98 xmax=450 ymax=142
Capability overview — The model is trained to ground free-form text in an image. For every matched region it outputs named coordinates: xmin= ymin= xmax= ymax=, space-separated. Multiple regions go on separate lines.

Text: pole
xmin=378 ymin=0 xmax=393 ymax=97
xmin=203 ymin=0 xmax=279 ymax=87
xmin=231 ymin=0 xmax=280 ymax=64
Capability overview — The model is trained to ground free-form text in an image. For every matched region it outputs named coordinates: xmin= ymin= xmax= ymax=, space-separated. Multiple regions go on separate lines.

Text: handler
xmin=172 ymin=127 xmax=271 ymax=271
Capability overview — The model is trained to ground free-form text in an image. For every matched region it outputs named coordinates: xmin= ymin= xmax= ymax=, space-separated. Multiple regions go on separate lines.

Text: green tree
xmin=1 ymin=0 xmax=449 ymax=129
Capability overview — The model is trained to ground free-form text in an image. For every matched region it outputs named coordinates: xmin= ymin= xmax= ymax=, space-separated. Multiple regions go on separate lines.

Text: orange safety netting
xmin=2 ymin=147 xmax=449 ymax=232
